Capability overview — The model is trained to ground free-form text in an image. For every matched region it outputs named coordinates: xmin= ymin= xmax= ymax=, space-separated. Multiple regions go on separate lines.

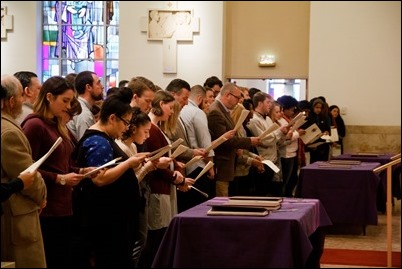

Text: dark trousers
xmin=40 ymin=216 xmax=73 ymax=268
xmin=281 ymin=156 xmax=299 ymax=197
xmin=139 ymin=227 xmax=166 ymax=268
xmin=177 ymin=167 xmax=214 ymax=213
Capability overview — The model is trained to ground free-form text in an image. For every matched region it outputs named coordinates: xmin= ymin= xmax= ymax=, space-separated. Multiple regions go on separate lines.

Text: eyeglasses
xmin=117 ymin=115 xmax=131 ymax=128
xmin=229 ymin=92 xmax=242 ymax=101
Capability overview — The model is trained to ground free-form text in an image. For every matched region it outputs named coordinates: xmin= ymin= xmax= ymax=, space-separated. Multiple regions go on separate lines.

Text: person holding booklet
xmin=329 ymin=105 xmax=346 ymax=155
xmin=139 ymin=90 xmax=195 ymax=268
xmin=21 ymin=76 xmax=99 ymax=268
xmin=277 ymin=95 xmax=306 ymax=197
xmin=247 ymin=92 xmax=288 ymax=196
xmin=115 ymin=106 xmax=172 ymax=267
xmin=301 ymin=97 xmax=331 ymax=163
xmin=74 ymin=87 xmax=148 ymax=267
xmin=207 ymin=82 xmax=261 ymax=197
xmin=1 ymin=75 xmax=47 ymax=268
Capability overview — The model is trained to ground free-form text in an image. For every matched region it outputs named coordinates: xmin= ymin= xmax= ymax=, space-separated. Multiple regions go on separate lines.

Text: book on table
xmin=207 ymin=205 xmax=269 ymax=217
xmin=224 ymin=199 xmax=282 ymax=210
xmin=229 ymin=196 xmax=283 ymax=202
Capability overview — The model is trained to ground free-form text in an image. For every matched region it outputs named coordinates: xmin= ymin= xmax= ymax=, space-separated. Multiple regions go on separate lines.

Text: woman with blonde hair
xmin=139 ymin=90 xmax=194 ymax=268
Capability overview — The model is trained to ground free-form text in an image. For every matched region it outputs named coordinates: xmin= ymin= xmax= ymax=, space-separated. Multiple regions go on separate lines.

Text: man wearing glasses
xmin=207 ymin=82 xmax=261 ymax=197
xmin=203 ymin=76 xmax=223 ymax=98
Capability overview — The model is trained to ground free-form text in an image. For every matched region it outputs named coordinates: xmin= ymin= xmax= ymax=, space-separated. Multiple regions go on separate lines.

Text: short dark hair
xmin=13 ymin=71 xmax=38 ymax=89
xmin=75 ymin=71 xmax=96 ymax=95
xmin=204 ymin=76 xmax=223 ymax=88
xmin=165 ymin=78 xmax=191 ymax=94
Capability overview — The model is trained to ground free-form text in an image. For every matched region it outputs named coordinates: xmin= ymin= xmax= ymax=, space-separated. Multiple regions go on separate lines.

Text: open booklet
xmin=22 ymin=137 xmax=63 ymax=174
xmin=258 ymin=123 xmax=280 ymax=139
xmin=205 ymin=135 xmax=228 ymax=153
xmin=82 ymin=157 xmax=123 ymax=177
xmin=300 ymin=123 xmax=322 ymax=145
xmin=287 ymin=111 xmax=306 ymax=127
xmin=321 ymin=127 xmax=339 ymax=142
xmin=147 ymin=138 xmax=184 ymax=162
xmin=193 ymin=161 xmax=214 ymax=182
xmin=233 ymin=109 xmax=250 ymax=132
xmin=183 ymin=156 xmax=203 ymax=168
xmin=170 ymin=145 xmax=188 ymax=159
xmin=261 ymin=159 xmax=280 ymax=173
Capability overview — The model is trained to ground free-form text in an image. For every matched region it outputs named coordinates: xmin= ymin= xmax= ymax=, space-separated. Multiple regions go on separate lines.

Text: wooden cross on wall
xmin=140 ymin=2 xmax=199 ymax=74
xmin=1 ymin=6 xmax=13 ymax=39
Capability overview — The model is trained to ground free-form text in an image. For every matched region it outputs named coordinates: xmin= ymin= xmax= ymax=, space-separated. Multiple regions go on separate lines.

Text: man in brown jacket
xmin=1 ymin=74 xmax=47 ymax=268
xmin=207 ymin=82 xmax=260 ymax=196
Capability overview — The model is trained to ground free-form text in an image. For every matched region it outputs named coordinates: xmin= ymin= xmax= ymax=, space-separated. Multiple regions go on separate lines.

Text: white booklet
xmin=258 ymin=123 xmax=280 ymax=140
xmin=233 ymin=110 xmax=250 ymax=132
xmin=83 ymin=157 xmax=122 ymax=177
xmin=205 ymin=135 xmax=228 ymax=153
xmin=300 ymin=123 xmax=322 ymax=144
xmin=321 ymin=127 xmax=339 ymax=142
xmin=261 ymin=159 xmax=280 ymax=173
xmin=22 ymin=137 xmax=63 ymax=174
xmin=194 ymin=161 xmax=214 ymax=182
xmin=170 ymin=144 xmax=188 ymax=159
xmin=183 ymin=155 xmax=203 ymax=168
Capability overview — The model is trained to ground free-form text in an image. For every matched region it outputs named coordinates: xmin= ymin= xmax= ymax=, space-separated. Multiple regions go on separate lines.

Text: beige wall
xmin=309 ymin=2 xmax=401 ymax=126
xmin=1 ymin=1 xmax=39 ymax=76
xmin=224 ymin=1 xmax=310 ymax=79
xmin=119 ymin=1 xmax=225 ymax=88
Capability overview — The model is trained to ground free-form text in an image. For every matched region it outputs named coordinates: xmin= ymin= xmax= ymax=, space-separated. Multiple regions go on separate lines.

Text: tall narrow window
xmin=42 ymin=1 xmax=120 ymax=91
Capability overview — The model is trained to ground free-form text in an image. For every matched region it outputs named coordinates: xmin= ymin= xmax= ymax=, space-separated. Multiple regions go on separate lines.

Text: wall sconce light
xmin=259 ymin=55 xmax=276 ymax=67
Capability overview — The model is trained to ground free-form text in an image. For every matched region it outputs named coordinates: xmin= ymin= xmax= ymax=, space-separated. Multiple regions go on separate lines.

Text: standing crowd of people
xmin=1 ymin=72 xmax=346 ymax=268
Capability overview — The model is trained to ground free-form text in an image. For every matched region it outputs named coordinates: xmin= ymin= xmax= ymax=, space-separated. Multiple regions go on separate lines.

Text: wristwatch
xmin=60 ymin=176 xmax=66 ymax=185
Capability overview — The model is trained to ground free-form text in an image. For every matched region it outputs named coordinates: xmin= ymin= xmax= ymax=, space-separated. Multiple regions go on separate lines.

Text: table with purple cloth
xmin=152 ymin=197 xmax=332 ymax=268
xmin=332 ymin=153 xmax=401 ymax=209
xmin=299 ymin=161 xmax=382 ymax=226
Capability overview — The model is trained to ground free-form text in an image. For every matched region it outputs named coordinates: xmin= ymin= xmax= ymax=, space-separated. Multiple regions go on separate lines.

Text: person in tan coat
xmin=1 ymin=75 xmax=47 ymax=268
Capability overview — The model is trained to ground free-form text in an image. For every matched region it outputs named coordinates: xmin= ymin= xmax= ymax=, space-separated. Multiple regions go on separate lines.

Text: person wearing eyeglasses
xmin=207 ymin=82 xmax=261 ymax=197
xmin=74 ymin=87 xmax=148 ymax=268
xmin=203 ymin=76 xmax=223 ymax=98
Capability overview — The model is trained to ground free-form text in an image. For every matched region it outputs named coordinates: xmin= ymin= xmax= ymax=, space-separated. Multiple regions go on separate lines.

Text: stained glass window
xmin=42 ymin=1 xmax=119 ymax=91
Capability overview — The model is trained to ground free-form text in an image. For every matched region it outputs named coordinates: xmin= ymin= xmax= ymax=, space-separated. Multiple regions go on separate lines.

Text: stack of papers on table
xmin=207 ymin=205 xmax=269 ymax=217
xmin=225 ymin=197 xmax=282 ymax=210
xmin=207 ymin=196 xmax=282 ymax=217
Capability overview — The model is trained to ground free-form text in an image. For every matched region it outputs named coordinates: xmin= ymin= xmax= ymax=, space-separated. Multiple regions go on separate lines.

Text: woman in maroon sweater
xmin=21 ymin=76 xmax=91 ymax=268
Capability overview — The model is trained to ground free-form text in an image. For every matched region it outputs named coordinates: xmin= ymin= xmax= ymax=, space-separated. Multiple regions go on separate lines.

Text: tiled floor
xmin=321 ymin=199 xmax=401 ymax=268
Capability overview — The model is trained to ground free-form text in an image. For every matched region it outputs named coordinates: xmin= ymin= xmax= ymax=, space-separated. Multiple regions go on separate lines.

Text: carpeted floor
xmin=321 ymin=249 xmax=401 ymax=267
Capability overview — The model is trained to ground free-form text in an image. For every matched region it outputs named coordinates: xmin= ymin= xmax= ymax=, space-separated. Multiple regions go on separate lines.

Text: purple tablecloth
xmin=333 ymin=153 xmax=401 ymax=201
xmin=299 ymin=161 xmax=381 ymax=225
xmin=152 ymin=197 xmax=332 ymax=268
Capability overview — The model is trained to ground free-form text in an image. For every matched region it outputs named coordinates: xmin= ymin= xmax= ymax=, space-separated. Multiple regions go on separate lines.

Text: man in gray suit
xmin=207 ymin=82 xmax=260 ymax=196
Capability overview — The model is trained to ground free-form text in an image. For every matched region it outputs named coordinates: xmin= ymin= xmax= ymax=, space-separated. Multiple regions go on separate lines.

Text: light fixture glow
xmin=259 ymin=55 xmax=276 ymax=67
